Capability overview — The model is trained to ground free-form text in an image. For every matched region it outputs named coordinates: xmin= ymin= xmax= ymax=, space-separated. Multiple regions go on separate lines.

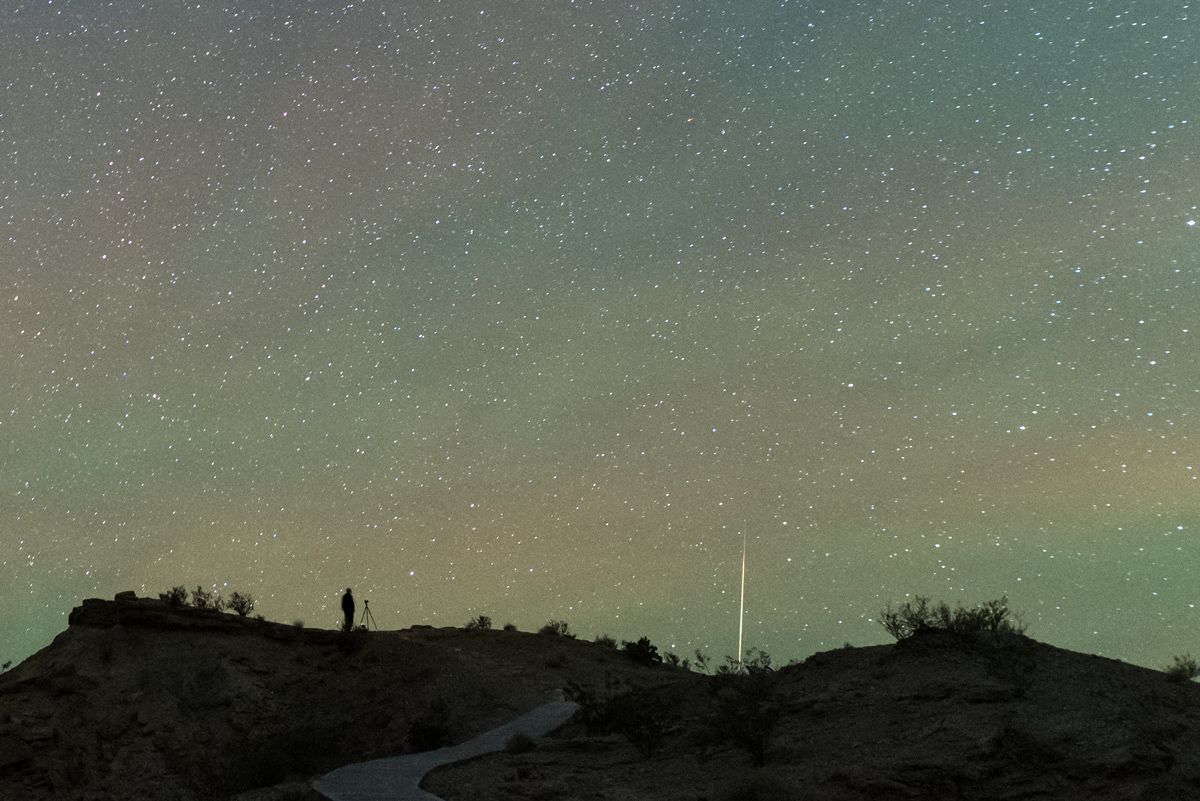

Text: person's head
xmin=346 ymin=587 xmax=352 ymax=594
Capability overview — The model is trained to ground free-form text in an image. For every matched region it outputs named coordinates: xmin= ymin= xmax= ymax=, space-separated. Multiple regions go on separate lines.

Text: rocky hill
xmin=0 ymin=594 xmax=685 ymax=801
xmin=4 ymin=594 xmax=1200 ymax=801
xmin=429 ymin=629 xmax=1200 ymax=801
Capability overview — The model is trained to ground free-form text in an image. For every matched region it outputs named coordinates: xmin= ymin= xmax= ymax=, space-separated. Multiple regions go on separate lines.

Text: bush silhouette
xmin=159 ymin=585 xmax=188 ymax=606
xmin=227 ymin=591 xmax=255 ymax=617
xmin=880 ymin=596 xmax=1024 ymax=641
xmin=712 ymin=648 xmax=775 ymax=675
xmin=1165 ymin=654 xmax=1200 ymax=682
xmin=538 ymin=620 xmax=573 ymax=638
xmin=594 ymin=633 xmax=618 ymax=649
xmin=622 ymin=636 xmax=663 ymax=666
xmin=190 ymin=585 xmax=225 ymax=611
xmin=741 ymin=648 xmax=773 ymax=675
xmin=465 ymin=615 xmax=492 ymax=630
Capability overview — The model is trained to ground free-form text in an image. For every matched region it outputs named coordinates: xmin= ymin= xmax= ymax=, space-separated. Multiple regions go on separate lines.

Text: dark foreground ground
xmin=4 ymin=595 xmax=1200 ymax=801
xmin=427 ymin=631 xmax=1200 ymax=801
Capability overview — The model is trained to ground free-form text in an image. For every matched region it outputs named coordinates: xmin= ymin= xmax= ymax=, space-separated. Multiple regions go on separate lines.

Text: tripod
xmin=359 ymin=599 xmax=378 ymax=631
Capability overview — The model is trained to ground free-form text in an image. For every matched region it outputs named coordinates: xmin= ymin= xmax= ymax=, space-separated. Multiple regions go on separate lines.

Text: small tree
xmin=227 ymin=591 xmax=255 ymax=617
xmin=160 ymin=585 xmax=188 ymax=606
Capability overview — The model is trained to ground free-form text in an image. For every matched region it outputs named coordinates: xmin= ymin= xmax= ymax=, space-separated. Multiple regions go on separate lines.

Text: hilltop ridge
xmin=1 ymin=593 xmax=683 ymax=801
xmin=3 ymin=594 xmax=1200 ymax=800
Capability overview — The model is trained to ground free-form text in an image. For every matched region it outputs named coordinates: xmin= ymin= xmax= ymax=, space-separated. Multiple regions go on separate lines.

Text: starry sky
xmin=3 ymin=1 xmax=1199 ymax=669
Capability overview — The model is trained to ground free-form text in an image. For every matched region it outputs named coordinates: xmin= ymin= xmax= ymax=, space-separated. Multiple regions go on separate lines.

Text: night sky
xmin=4 ymin=1 xmax=1198 ymax=669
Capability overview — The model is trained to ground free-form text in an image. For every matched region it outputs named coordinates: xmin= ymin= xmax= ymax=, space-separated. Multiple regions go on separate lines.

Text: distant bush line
xmin=879 ymin=596 xmax=1025 ymax=640
xmin=159 ymin=585 xmax=256 ymax=617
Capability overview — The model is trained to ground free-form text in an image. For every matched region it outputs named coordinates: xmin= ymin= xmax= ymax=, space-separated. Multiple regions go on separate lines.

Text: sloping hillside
xmin=426 ymin=630 xmax=1200 ymax=801
xmin=0 ymin=594 xmax=684 ymax=801
xmin=6 ymin=595 xmax=1200 ymax=801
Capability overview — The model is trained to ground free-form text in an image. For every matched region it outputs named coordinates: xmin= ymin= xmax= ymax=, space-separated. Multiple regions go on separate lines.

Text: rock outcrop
xmin=0 ymin=595 xmax=679 ymax=801
xmin=6 ymin=596 xmax=1200 ymax=801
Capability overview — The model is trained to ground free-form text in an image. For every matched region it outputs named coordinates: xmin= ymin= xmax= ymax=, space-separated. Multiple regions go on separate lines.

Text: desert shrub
xmin=465 ymin=614 xmax=493 ymax=630
xmin=880 ymin=596 xmax=1024 ymax=641
xmin=708 ymin=672 xmax=779 ymax=766
xmin=190 ymin=585 xmax=225 ymax=611
xmin=607 ymin=692 xmax=667 ymax=758
xmin=538 ymin=619 xmax=574 ymax=638
xmin=502 ymin=622 xmax=517 ymax=631
xmin=742 ymin=648 xmax=773 ymax=675
xmin=191 ymin=585 xmax=211 ymax=608
xmin=160 ymin=585 xmax=188 ymax=606
xmin=663 ymin=652 xmax=691 ymax=670
xmin=227 ymin=591 xmax=255 ymax=617
xmin=594 ymin=633 xmax=618 ymax=649
xmin=1 ymin=660 xmax=10 ymax=672
xmin=254 ymin=613 xmax=265 ymax=622
xmin=505 ymin=732 xmax=537 ymax=753
xmin=565 ymin=679 xmax=619 ymax=733
xmin=292 ymin=619 xmax=305 ymax=629
xmin=622 ymin=636 xmax=663 ymax=666
xmin=1165 ymin=654 xmax=1200 ymax=682
xmin=565 ymin=680 xmax=667 ymax=759
xmin=715 ymin=651 xmax=772 ymax=675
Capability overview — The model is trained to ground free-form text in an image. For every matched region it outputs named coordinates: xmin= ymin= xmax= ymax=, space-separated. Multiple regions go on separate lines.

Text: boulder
xmin=68 ymin=598 xmax=119 ymax=627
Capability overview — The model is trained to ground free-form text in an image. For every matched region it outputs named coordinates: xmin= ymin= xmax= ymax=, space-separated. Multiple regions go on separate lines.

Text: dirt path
xmin=311 ymin=699 xmax=578 ymax=801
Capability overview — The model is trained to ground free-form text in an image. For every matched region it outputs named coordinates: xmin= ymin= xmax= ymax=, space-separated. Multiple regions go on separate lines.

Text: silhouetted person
xmin=342 ymin=587 xmax=355 ymax=632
